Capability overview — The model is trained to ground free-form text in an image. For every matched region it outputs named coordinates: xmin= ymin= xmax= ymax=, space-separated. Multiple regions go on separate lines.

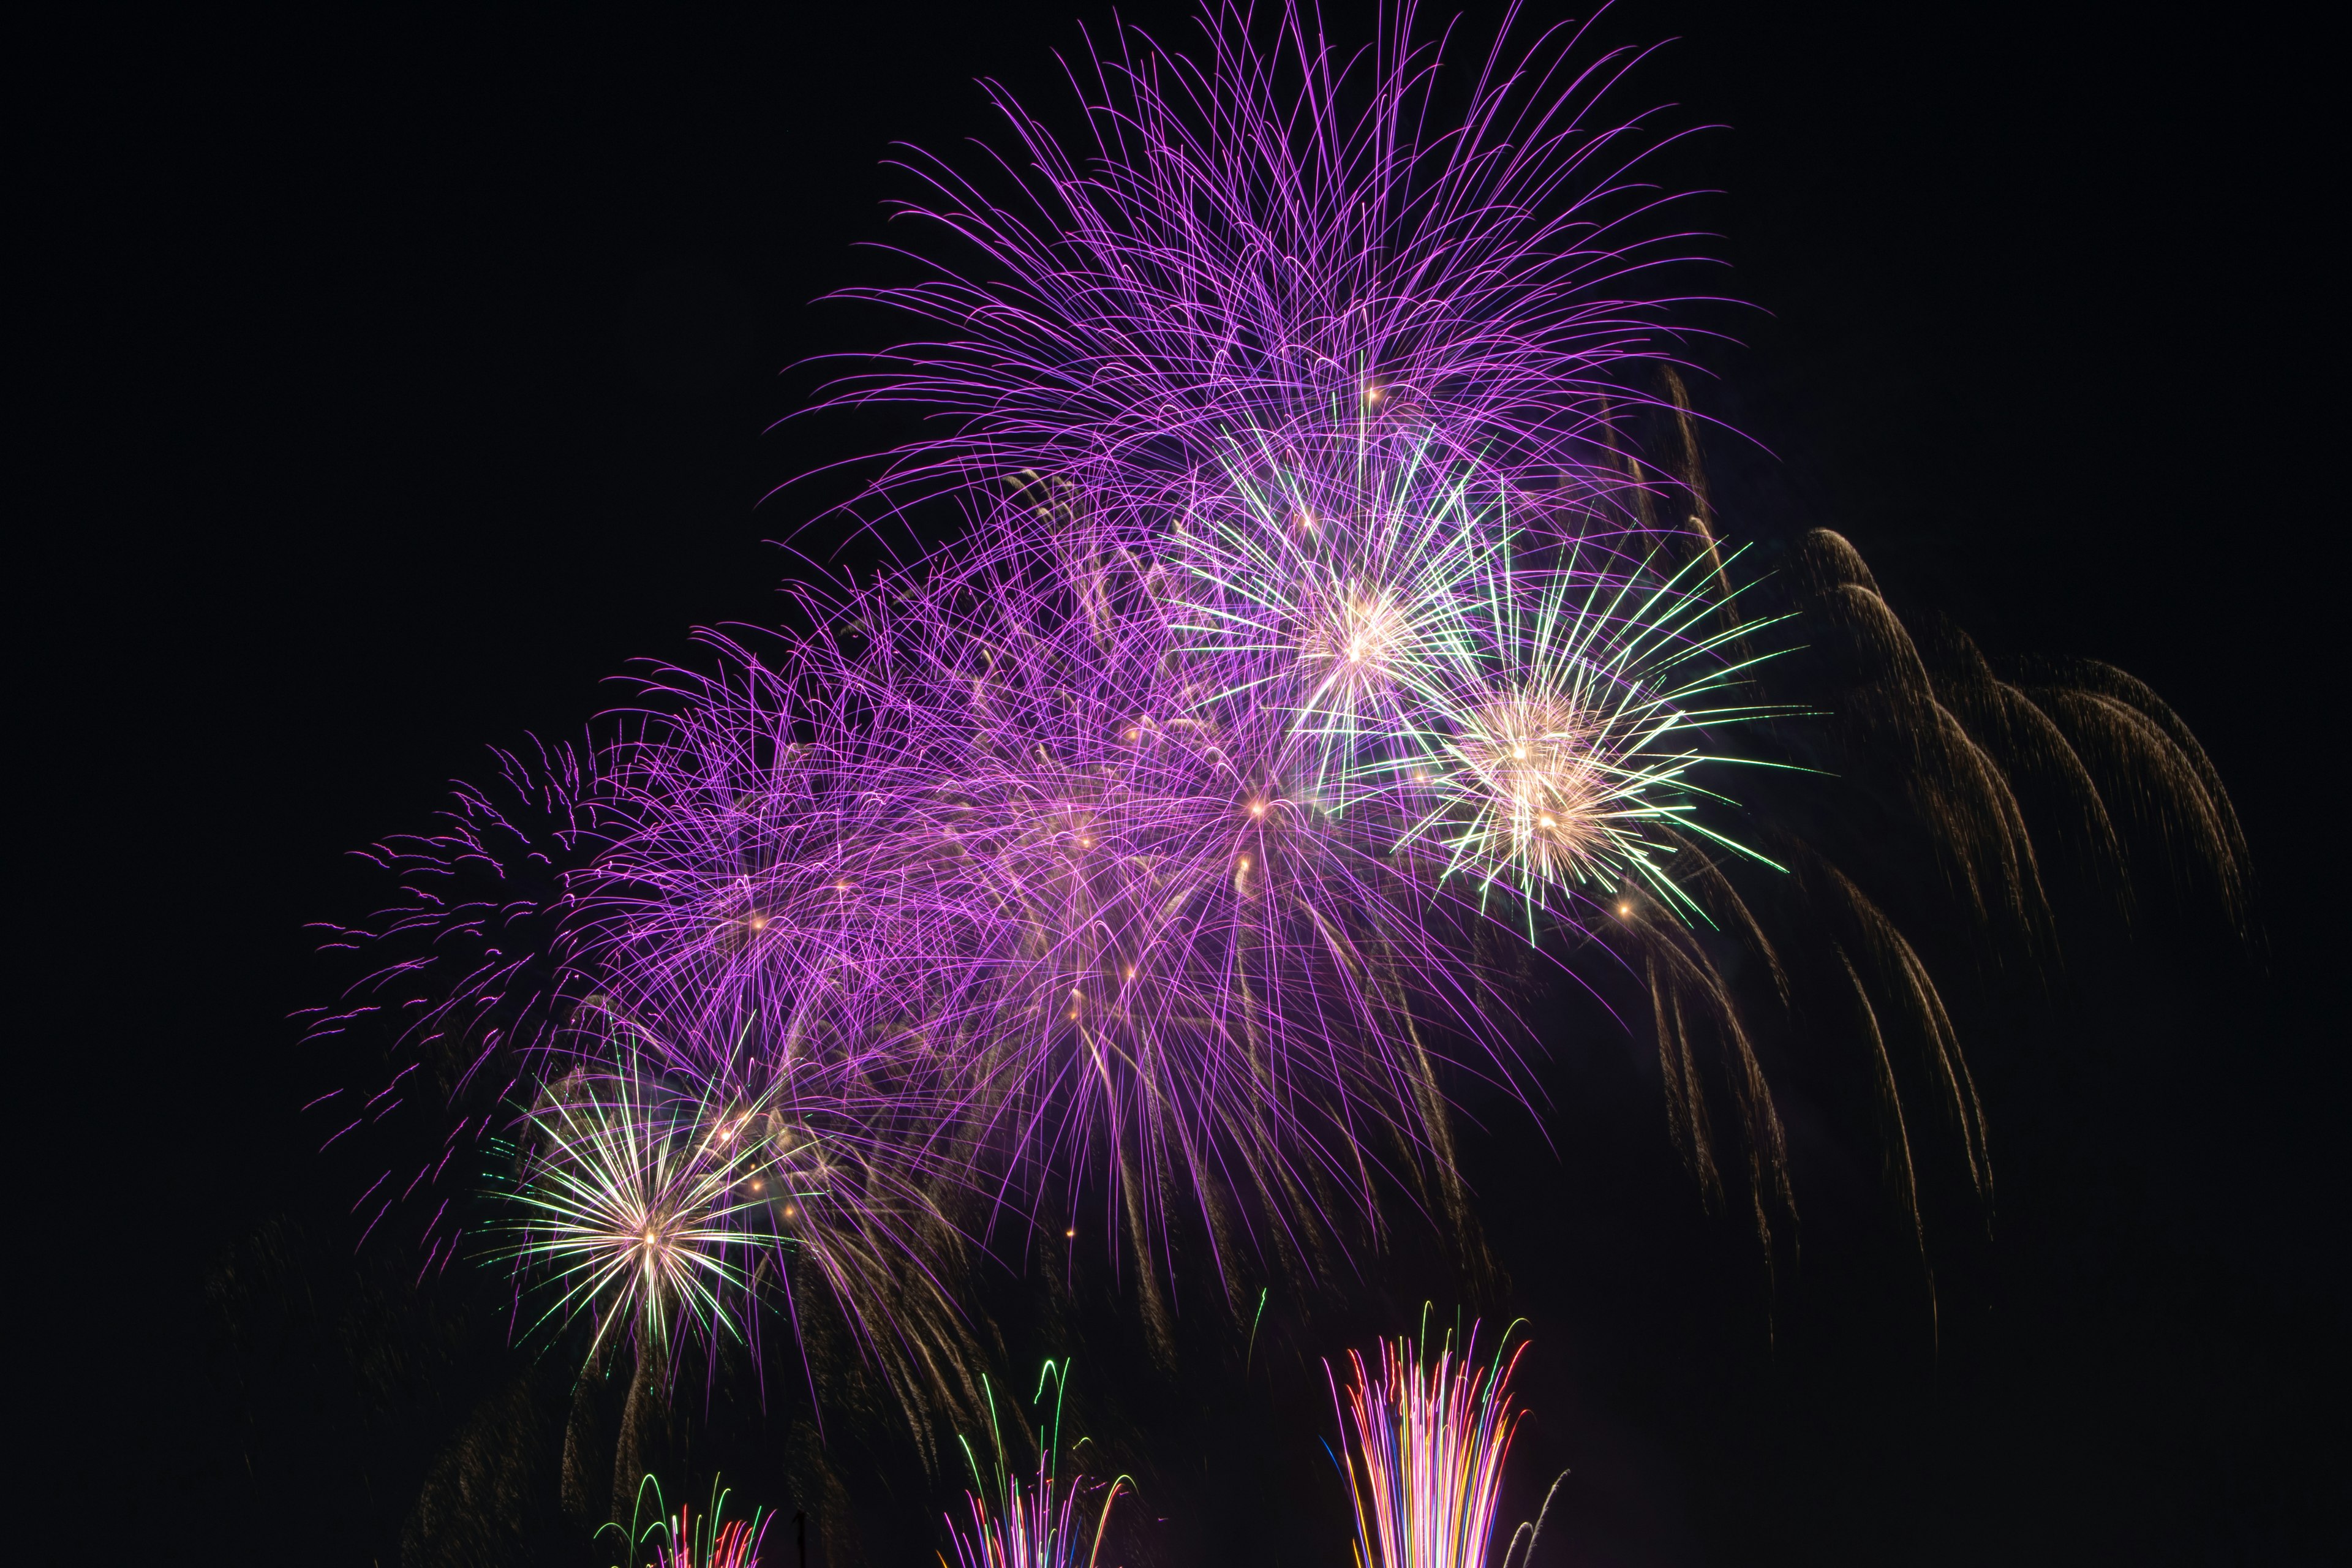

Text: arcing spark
xmin=1333 ymin=1321 xmax=1526 ymax=1568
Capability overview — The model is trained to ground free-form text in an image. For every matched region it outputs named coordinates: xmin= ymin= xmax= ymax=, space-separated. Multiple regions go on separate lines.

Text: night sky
xmin=43 ymin=3 xmax=2341 ymax=1562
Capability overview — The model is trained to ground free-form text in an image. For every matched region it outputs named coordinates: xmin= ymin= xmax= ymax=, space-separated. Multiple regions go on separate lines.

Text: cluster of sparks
xmin=340 ymin=3 xmax=1782 ymax=1382
xmin=1333 ymin=1323 xmax=1528 ymax=1568
xmin=605 ymin=1477 xmax=772 ymax=1568
xmin=640 ymin=1510 xmax=767 ymax=1568
xmin=944 ymin=1364 xmax=1128 ymax=1568
xmin=948 ymin=1482 xmax=1107 ymax=1568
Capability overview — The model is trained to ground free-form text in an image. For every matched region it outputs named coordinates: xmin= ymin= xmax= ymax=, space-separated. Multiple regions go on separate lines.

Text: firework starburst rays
xmin=1170 ymin=423 xmax=1507 ymax=801
xmin=497 ymin=1022 xmax=786 ymax=1360
xmin=1398 ymin=541 xmax=1796 ymax=929
xmin=1163 ymin=412 xmax=1791 ymax=937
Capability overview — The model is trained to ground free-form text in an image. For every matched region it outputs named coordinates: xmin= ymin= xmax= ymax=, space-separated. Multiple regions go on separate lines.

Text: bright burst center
xmin=1304 ymin=583 xmax=1407 ymax=687
xmin=631 ymin=1213 xmax=676 ymax=1259
xmin=1469 ymin=698 xmax=1606 ymax=878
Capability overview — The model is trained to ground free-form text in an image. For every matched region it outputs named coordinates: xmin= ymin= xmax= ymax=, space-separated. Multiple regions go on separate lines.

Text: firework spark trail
xmin=946 ymin=1474 xmax=1119 ymax=1568
xmin=650 ymin=1513 xmax=766 ymax=1568
xmin=1333 ymin=1322 xmax=1527 ymax=1568
xmin=944 ymin=1362 xmax=1128 ymax=1568
xmin=608 ymin=1476 xmax=774 ymax=1568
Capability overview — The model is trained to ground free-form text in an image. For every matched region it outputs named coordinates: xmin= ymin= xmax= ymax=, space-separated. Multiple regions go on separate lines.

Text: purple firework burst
xmin=827 ymin=1 xmax=1713 ymax=519
xmin=331 ymin=2 xmax=1779 ymax=1390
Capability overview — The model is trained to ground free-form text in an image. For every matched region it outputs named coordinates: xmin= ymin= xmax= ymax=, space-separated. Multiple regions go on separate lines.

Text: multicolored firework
xmin=781 ymin=0 xmax=1801 ymax=1261
xmin=1332 ymin=1321 xmax=1527 ymax=1568
xmin=770 ymin=19 xmax=1781 ymax=1273
xmin=603 ymin=1475 xmax=772 ymax=1568
xmin=945 ymin=1362 xmax=1128 ymax=1568
xmin=323 ymin=0 xmax=1821 ymax=1357
xmin=323 ymin=5 xmax=2250 ymax=1482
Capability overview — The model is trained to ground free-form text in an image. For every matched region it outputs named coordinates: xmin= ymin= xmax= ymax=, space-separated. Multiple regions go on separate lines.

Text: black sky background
xmin=34 ymin=2 xmax=2343 ymax=1562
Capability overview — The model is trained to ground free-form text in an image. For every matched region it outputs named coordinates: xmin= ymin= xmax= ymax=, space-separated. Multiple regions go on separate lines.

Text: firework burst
xmin=337 ymin=2 xmax=1766 ymax=1331
xmin=319 ymin=9 xmax=2253 ymax=1483
xmin=1166 ymin=423 xmax=1514 ymax=794
xmin=1333 ymin=1321 xmax=1527 ymax=1568
xmin=605 ymin=1476 xmax=773 ymax=1568
xmin=1401 ymin=538 xmax=1793 ymax=929
xmin=495 ymin=1016 xmax=783 ymax=1360
xmin=945 ymin=1363 xmax=1128 ymax=1568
